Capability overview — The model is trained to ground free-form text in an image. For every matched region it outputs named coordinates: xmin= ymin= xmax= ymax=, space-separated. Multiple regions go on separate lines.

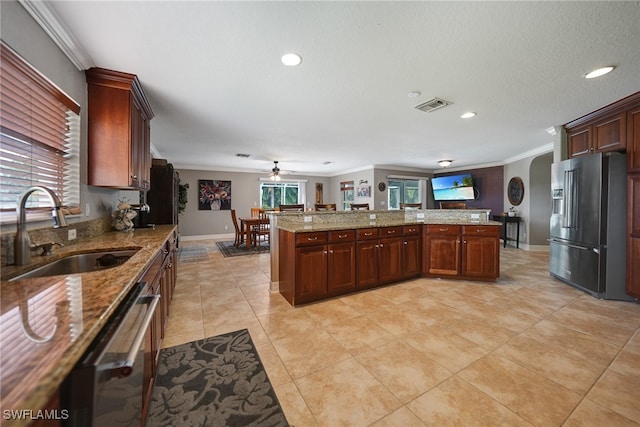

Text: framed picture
xmin=357 ymin=185 xmax=371 ymax=198
xmin=198 ymin=180 xmax=231 ymax=210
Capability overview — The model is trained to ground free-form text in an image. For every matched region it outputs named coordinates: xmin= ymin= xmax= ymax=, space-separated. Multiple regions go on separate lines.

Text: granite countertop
xmin=0 ymin=225 xmax=177 ymax=418
xmin=277 ymin=218 xmax=502 ymax=233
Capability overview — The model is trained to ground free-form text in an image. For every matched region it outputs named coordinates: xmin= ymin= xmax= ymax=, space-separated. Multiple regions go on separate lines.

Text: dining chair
xmin=252 ymin=210 xmax=270 ymax=246
xmin=349 ymin=203 xmax=369 ymax=210
xmin=230 ymin=209 xmax=243 ymax=247
xmin=314 ymin=203 xmax=337 ymax=211
xmin=440 ymin=202 xmax=466 ymax=209
xmin=399 ymin=202 xmax=422 ymax=209
xmin=279 ymin=204 xmax=305 ymax=211
xmin=250 ymin=207 xmax=264 ymax=217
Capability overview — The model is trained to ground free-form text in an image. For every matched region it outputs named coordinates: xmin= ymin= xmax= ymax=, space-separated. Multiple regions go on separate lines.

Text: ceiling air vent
xmin=415 ymin=97 xmax=452 ymax=113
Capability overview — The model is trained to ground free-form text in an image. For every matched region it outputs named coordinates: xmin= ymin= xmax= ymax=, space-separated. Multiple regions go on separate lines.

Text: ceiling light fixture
xmin=408 ymin=91 xmax=421 ymax=98
xmin=584 ymin=66 xmax=615 ymax=79
xmin=461 ymin=112 xmax=476 ymax=119
xmin=270 ymin=161 xmax=281 ymax=181
xmin=438 ymin=160 xmax=453 ymax=168
xmin=281 ymin=53 xmax=302 ymax=66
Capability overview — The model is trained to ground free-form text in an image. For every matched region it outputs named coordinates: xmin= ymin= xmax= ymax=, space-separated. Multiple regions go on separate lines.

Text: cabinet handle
xmin=404 ymin=241 xmax=408 ymax=245
xmin=338 ymin=234 xmax=347 ymax=238
xmin=131 ymin=174 xmax=138 ymax=179
xmin=439 ymin=228 xmax=449 ymax=232
xmin=476 ymin=229 xmax=487 ymax=233
xmin=307 ymin=236 xmax=318 ymax=241
xmin=364 ymin=232 xmax=373 ymax=236
xmin=387 ymin=230 xmax=396 ymax=234
xmin=323 ymin=250 xmax=328 ymax=254
xmin=329 ymin=249 xmax=334 ymax=254
xmin=163 ymin=249 xmax=169 ymax=255
xmin=379 ymin=243 xmax=384 ymax=247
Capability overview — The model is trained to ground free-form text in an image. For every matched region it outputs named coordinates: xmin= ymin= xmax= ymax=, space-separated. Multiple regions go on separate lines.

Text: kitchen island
xmin=0 ymin=225 xmax=177 ymax=425
xmin=274 ymin=209 xmax=501 ymax=305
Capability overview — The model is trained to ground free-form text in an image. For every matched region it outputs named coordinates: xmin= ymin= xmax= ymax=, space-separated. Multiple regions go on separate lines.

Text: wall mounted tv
xmin=431 ymin=173 xmax=475 ymax=200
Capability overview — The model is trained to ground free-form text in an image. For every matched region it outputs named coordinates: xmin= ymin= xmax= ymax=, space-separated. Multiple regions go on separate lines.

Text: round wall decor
xmin=378 ymin=182 xmax=386 ymax=191
xmin=507 ymin=177 xmax=524 ymax=206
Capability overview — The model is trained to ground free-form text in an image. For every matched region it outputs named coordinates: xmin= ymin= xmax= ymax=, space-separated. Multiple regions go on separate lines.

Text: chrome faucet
xmin=14 ymin=186 xmax=68 ymax=265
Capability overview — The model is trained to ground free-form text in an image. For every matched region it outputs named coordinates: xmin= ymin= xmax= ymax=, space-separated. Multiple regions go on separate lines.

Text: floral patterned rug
xmin=146 ymin=329 xmax=289 ymax=427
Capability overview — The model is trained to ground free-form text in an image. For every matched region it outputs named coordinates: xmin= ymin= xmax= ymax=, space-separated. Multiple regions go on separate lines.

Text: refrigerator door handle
xmin=562 ymin=169 xmax=579 ymax=229
xmin=548 ymin=238 xmax=589 ymax=251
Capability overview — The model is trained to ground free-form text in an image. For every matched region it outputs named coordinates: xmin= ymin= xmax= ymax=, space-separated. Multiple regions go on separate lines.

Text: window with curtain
xmin=0 ymin=41 xmax=80 ymax=220
xmin=340 ymin=181 xmax=354 ymax=210
xmin=260 ymin=181 xmax=306 ymax=209
xmin=388 ymin=179 xmax=421 ymax=210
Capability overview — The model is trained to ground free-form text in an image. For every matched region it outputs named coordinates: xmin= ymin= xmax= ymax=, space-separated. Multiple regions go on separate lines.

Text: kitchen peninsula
xmin=274 ymin=209 xmax=501 ymax=305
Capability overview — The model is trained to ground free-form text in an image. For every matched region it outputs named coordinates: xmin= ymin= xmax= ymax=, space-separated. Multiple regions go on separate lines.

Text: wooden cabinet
xmin=423 ymin=224 xmax=500 ymax=281
xmin=628 ymin=175 xmax=640 ymax=299
xmin=282 ymin=230 xmax=356 ymax=305
xmin=86 ymin=67 xmax=154 ymax=190
xmin=148 ymin=161 xmax=180 ymax=225
xmin=402 ymin=225 xmax=422 ymax=279
xmin=566 ymin=112 xmax=626 ymax=158
xmin=565 ymin=91 xmax=640 ymax=301
xmin=461 ymin=226 xmax=500 ymax=278
xmin=423 ymin=225 xmax=461 ymax=276
xmin=356 ymin=226 xmax=403 ymax=289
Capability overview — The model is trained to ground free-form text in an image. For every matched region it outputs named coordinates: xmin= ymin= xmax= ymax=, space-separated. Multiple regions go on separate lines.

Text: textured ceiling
xmin=42 ymin=1 xmax=640 ymax=175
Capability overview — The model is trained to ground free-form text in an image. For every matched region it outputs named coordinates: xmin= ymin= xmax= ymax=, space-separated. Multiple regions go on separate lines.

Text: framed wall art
xmin=198 ymin=180 xmax=231 ymax=210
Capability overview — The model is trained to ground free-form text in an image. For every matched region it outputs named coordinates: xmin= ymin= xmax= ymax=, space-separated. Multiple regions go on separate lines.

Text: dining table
xmin=239 ymin=216 xmax=270 ymax=249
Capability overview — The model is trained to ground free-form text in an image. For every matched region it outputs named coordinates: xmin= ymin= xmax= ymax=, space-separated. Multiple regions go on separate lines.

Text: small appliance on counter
xmin=549 ymin=152 xmax=634 ymax=302
xmin=130 ymin=203 xmax=153 ymax=228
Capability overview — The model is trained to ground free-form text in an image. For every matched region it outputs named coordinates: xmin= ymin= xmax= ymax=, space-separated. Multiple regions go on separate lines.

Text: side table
xmin=492 ymin=214 xmax=521 ymax=248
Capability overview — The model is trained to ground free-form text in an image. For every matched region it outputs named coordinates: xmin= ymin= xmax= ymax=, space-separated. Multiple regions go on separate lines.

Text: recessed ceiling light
xmin=584 ymin=66 xmax=615 ymax=79
xmin=281 ymin=53 xmax=302 ymax=66
xmin=408 ymin=91 xmax=421 ymax=98
xmin=461 ymin=112 xmax=476 ymax=119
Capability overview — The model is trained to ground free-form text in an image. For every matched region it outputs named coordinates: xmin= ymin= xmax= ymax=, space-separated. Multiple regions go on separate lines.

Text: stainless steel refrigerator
xmin=549 ymin=152 xmax=633 ymax=301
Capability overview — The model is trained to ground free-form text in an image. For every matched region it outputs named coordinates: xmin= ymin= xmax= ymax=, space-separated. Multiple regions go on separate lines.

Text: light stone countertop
xmin=0 ymin=225 xmax=177 ymax=420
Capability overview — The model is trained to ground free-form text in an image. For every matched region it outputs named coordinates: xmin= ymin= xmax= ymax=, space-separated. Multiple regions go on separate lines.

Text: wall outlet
xmin=470 ymin=213 xmax=480 ymax=219
xmin=68 ymin=229 xmax=77 ymax=240
xmin=369 ymin=214 xmax=376 ymax=220
xmin=224 ymin=225 xmax=228 ymax=230
xmin=304 ymin=215 xmax=312 ymax=223
xmin=417 ymin=213 xmax=425 ymax=219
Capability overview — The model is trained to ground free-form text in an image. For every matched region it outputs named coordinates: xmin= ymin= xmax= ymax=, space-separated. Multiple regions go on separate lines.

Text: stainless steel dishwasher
xmin=63 ymin=282 xmax=159 ymax=427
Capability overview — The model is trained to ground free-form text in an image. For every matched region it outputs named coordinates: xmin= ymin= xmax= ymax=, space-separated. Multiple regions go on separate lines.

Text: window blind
xmin=0 ymin=41 xmax=80 ymax=213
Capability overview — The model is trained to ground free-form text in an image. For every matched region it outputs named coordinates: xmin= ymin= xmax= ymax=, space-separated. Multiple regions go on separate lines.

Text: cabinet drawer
xmin=462 ymin=225 xmax=499 ymax=236
xmin=380 ymin=226 xmax=402 ymax=238
xmin=356 ymin=228 xmax=378 ymax=240
xmin=295 ymin=231 xmax=327 ymax=246
xmin=403 ymin=225 xmax=421 ymax=236
xmin=425 ymin=225 xmax=461 ymax=235
xmin=328 ymin=229 xmax=355 ymax=243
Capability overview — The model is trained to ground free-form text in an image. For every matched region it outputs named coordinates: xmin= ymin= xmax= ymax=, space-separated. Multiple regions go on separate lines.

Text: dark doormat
xmin=146 ymin=329 xmax=289 ymax=426
xmin=216 ymin=241 xmax=270 ymax=258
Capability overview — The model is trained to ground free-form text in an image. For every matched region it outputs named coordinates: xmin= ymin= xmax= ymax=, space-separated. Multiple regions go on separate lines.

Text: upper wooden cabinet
xmin=86 ymin=67 xmax=154 ymax=190
xmin=564 ymin=95 xmax=636 ymax=159
xmin=628 ymin=102 xmax=640 ymax=172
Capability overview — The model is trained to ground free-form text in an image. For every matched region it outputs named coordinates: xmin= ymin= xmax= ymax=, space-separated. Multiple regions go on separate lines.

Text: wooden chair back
xmin=230 ymin=209 xmax=243 ymax=247
xmin=250 ymin=207 xmax=264 ymax=217
xmin=349 ymin=203 xmax=370 ymax=210
xmin=314 ymin=203 xmax=337 ymax=211
xmin=440 ymin=202 xmax=466 ymax=209
xmin=279 ymin=204 xmax=305 ymax=211
xmin=400 ymin=203 xmax=422 ymax=209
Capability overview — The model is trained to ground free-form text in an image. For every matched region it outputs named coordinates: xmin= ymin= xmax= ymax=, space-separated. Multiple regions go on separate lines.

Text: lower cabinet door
xmin=356 ymin=241 xmax=378 ymax=288
xmin=425 ymin=235 xmax=460 ymax=276
xmin=295 ymin=245 xmax=328 ymax=303
xmin=327 ymin=242 xmax=356 ymax=295
xmin=403 ymin=235 xmax=421 ymax=278
xmin=378 ymin=237 xmax=403 ymax=283
xmin=462 ymin=236 xmax=499 ymax=278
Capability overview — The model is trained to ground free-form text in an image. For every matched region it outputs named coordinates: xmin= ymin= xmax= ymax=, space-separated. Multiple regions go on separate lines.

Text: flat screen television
xmin=431 ymin=173 xmax=475 ymax=200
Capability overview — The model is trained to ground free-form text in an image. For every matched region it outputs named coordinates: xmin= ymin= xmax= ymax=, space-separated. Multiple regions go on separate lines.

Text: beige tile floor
xmin=164 ymin=239 xmax=640 ymax=426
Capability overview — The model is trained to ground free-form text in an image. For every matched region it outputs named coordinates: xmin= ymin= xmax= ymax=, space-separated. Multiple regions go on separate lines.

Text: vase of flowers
xmin=112 ymin=198 xmax=137 ymax=231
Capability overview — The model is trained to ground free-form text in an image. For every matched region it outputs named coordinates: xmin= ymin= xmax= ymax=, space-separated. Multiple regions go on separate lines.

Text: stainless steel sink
xmin=10 ymin=249 xmax=140 ymax=280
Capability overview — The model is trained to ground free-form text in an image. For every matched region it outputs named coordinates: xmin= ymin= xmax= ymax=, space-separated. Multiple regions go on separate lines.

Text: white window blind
xmin=0 ymin=41 xmax=80 ymax=215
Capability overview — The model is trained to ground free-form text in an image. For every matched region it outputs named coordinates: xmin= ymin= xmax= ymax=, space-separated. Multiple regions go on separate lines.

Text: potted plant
xmin=178 ymin=182 xmax=189 ymax=214
xmin=508 ymin=206 xmax=518 ymax=217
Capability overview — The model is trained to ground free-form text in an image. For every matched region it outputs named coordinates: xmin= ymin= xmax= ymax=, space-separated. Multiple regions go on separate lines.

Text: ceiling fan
xmin=269 ymin=161 xmax=282 ymax=181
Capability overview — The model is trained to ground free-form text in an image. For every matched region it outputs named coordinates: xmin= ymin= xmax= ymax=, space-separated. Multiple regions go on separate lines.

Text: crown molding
xmin=19 ymin=0 xmax=94 ymax=70
xmin=503 ymin=143 xmax=553 ymax=164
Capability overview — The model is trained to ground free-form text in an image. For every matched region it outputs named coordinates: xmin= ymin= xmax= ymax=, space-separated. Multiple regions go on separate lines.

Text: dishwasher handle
xmin=100 ymin=294 xmax=160 ymax=377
